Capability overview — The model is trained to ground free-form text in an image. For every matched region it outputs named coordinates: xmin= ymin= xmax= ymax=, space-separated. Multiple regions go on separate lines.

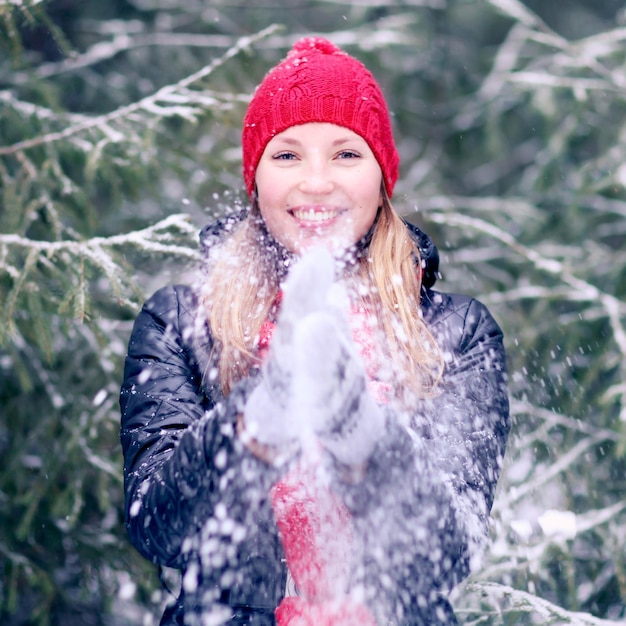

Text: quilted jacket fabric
xmin=119 ymin=222 xmax=510 ymax=625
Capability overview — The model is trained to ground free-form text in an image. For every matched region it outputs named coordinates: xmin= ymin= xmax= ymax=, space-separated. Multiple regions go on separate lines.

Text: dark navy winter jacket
xmin=119 ymin=222 xmax=510 ymax=626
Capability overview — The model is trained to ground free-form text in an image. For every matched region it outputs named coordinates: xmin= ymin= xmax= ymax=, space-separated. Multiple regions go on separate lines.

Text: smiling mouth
xmin=290 ymin=208 xmax=341 ymax=223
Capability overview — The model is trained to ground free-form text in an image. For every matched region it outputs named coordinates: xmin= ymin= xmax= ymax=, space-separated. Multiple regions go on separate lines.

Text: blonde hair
xmin=202 ymin=195 xmax=443 ymax=405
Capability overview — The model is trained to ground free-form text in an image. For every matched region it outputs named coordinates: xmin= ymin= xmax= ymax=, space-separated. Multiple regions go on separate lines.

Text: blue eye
xmin=337 ymin=150 xmax=360 ymax=159
xmin=273 ymin=152 xmax=297 ymax=160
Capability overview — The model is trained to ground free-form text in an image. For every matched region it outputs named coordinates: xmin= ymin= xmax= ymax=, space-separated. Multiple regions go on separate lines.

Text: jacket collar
xmin=404 ymin=220 xmax=439 ymax=289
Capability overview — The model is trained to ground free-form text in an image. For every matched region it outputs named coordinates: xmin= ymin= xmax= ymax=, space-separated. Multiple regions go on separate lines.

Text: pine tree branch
xmin=507 ymin=72 xmax=622 ymax=93
xmin=486 ymin=0 xmax=568 ymax=48
xmin=500 ymin=435 xmax=605 ymax=509
xmin=0 ymin=213 xmax=199 ymax=257
xmin=9 ymin=33 xmax=238 ymax=83
xmin=0 ymin=214 xmax=201 ymax=322
xmin=79 ymin=435 xmax=121 ymax=479
xmin=317 ymin=0 xmax=446 ymax=7
xmin=485 ymin=286 xmax=616 ymax=313
xmin=0 ymin=25 xmax=280 ymax=157
xmin=576 ymin=26 xmax=626 ymax=51
xmin=414 ymin=194 xmax=540 ymax=217
xmin=0 ymin=91 xmax=89 ymax=124
xmin=426 ymin=210 xmax=626 ymax=360
xmin=452 ymin=16 xmax=626 ymax=133
xmin=0 ymin=0 xmax=45 ymax=7
xmin=575 ymin=500 xmax=626 ymax=536
xmin=2 ymin=247 xmax=38 ymax=341
xmin=460 ymin=581 xmax=625 ymax=625
xmin=10 ymin=328 xmax=65 ymax=409
xmin=425 ymin=208 xmax=626 ymax=429
xmin=511 ymin=399 xmax=621 ymax=443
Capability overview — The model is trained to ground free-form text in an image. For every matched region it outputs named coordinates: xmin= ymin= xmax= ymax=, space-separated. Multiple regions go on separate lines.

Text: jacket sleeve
xmin=119 ymin=285 xmax=277 ymax=569
xmin=335 ymin=295 xmax=510 ymax=614
xmin=423 ymin=296 xmax=510 ymax=554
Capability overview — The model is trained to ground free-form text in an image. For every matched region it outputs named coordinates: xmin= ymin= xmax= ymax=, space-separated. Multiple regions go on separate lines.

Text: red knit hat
xmin=242 ymin=37 xmax=400 ymax=199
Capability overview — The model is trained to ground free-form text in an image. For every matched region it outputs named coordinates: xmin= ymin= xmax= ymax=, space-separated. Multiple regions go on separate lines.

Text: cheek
xmin=254 ymin=164 xmax=275 ymax=207
xmin=353 ymin=212 xmax=378 ymax=240
xmin=352 ymin=189 xmax=381 ymax=238
xmin=256 ymin=186 xmax=278 ymax=222
xmin=358 ymin=179 xmax=383 ymax=212
xmin=257 ymin=196 xmax=297 ymax=250
xmin=356 ymin=167 xmax=383 ymax=207
xmin=258 ymin=203 xmax=281 ymax=232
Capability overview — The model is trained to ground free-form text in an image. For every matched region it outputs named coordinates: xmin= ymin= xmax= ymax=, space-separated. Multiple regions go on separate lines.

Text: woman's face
xmin=255 ymin=122 xmax=383 ymax=255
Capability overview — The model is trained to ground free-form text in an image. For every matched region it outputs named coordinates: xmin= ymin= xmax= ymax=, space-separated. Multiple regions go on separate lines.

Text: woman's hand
xmin=292 ymin=311 xmax=386 ymax=466
xmin=242 ymin=248 xmax=337 ymax=449
xmin=242 ymin=248 xmax=385 ymax=466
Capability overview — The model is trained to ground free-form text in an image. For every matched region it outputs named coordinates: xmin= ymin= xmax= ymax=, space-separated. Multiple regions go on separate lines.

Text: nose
xmin=297 ymin=159 xmax=334 ymax=195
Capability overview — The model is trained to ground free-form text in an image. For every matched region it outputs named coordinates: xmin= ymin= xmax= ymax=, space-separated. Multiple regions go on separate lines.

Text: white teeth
xmin=292 ymin=209 xmax=338 ymax=222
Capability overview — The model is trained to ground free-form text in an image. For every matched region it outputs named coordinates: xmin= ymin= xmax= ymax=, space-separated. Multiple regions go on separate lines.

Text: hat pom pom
xmin=291 ymin=37 xmax=341 ymax=56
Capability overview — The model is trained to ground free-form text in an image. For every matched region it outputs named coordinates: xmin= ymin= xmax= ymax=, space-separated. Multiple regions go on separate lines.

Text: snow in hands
xmin=293 ymin=310 xmax=386 ymax=466
xmin=244 ymin=247 xmax=384 ymax=465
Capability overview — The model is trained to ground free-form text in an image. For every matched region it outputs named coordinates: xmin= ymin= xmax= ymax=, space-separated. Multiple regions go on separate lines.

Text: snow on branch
xmin=317 ymin=0 xmax=446 ymax=7
xmin=487 ymin=501 xmax=626 ymax=591
xmin=575 ymin=500 xmax=626 ymax=536
xmin=460 ymin=581 xmax=625 ymax=625
xmin=454 ymin=10 xmax=626 ymax=132
xmin=574 ymin=26 xmax=626 ymax=57
xmin=0 ymin=214 xmax=200 ymax=318
xmin=0 ymin=0 xmax=45 ymax=6
xmin=0 ymin=25 xmax=280 ymax=157
xmin=500 ymin=434 xmax=605 ymax=508
xmin=0 ymin=91 xmax=89 ymax=124
xmin=507 ymin=72 xmax=622 ymax=92
xmin=426 ymin=211 xmax=626 ymax=361
xmin=511 ymin=399 xmax=621 ymax=443
xmin=415 ymin=194 xmax=540 ymax=217
xmin=486 ymin=0 xmax=566 ymax=45
xmin=0 ymin=213 xmax=200 ymax=259
xmin=9 ymin=33 xmax=238 ymax=83
xmin=486 ymin=284 xmax=599 ymax=305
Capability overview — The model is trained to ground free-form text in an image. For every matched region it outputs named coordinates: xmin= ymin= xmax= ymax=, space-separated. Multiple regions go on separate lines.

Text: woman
xmin=120 ymin=37 xmax=510 ymax=626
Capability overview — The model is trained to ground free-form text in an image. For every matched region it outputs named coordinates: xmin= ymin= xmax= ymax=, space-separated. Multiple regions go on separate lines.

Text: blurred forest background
xmin=1 ymin=0 xmax=626 ymax=624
